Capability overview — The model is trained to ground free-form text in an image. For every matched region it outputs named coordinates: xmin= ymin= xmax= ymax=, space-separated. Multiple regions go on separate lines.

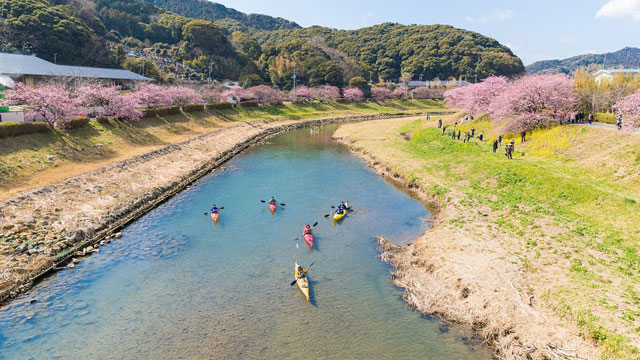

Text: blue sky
xmin=213 ymin=0 xmax=640 ymax=65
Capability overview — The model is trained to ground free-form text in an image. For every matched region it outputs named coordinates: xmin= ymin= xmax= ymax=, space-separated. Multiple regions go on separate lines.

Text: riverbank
xmin=334 ymin=117 xmax=640 ymax=359
xmin=0 ymin=112 xmax=427 ymax=307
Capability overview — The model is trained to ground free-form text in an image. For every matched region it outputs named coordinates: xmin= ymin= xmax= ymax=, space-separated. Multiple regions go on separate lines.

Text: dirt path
xmin=334 ymin=118 xmax=601 ymax=360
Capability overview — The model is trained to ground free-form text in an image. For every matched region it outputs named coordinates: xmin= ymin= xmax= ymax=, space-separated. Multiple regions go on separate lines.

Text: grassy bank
xmin=335 ymin=115 xmax=640 ymax=359
xmin=0 ymin=99 xmax=445 ymax=200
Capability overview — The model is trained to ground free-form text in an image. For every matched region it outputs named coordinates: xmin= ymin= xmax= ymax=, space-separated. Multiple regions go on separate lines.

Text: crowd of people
xmin=436 ymin=116 xmax=520 ymax=160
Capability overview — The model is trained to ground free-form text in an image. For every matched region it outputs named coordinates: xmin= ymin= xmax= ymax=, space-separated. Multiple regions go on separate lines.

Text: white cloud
xmin=466 ymin=9 xmax=514 ymax=24
xmin=596 ymin=0 xmax=640 ymax=20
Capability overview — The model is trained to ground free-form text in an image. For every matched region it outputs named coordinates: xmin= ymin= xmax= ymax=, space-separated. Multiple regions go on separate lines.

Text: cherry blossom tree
xmin=444 ymin=76 xmax=509 ymax=115
xmin=76 ymin=84 xmax=143 ymax=121
xmin=614 ymin=90 xmax=640 ymax=130
xmin=343 ymin=87 xmax=364 ymax=102
xmin=291 ymin=86 xmax=315 ymax=102
xmin=4 ymin=84 xmax=83 ymax=127
xmin=202 ymin=89 xmax=225 ymax=103
xmin=166 ymin=86 xmax=203 ymax=106
xmin=247 ymin=85 xmax=284 ymax=105
xmin=371 ymin=87 xmax=392 ymax=101
xmin=222 ymin=86 xmax=252 ymax=103
xmin=489 ymin=74 xmax=576 ymax=132
xmin=392 ymin=87 xmax=409 ymax=99
xmin=317 ymin=85 xmax=341 ymax=101
xmin=135 ymin=83 xmax=173 ymax=108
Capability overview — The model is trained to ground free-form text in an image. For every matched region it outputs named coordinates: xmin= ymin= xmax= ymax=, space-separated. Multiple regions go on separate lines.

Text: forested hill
xmin=257 ymin=23 xmax=524 ymax=83
xmin=526 ymin=47 xmax=640 ymax=74
xmin=0 ymin=0 xmax=524 ymax=85
xmin=140 ymin=0 xmax=301 ymax=32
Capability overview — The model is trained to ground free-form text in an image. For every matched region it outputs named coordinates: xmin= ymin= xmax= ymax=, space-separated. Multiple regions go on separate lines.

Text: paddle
xmin=294 ymin=222 xmax=320 ymax=240
xmin=261 ymin=200 xmax=285 ymax=206
xmin=290 ymin=262 xmax=316 ymax=286
xmin=203 ymin=207 xmax=224 ymax=215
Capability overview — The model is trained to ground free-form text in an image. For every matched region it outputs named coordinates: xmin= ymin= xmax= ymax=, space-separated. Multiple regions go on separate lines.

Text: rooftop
xmin=594 ymin=69 xmax=640 ymax=74
xmin=0 ymin=53 xmax=152 ymax=81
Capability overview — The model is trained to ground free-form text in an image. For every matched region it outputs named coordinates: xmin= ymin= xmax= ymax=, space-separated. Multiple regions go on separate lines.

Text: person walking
xmin=505 ymin=143 xmax=512 ymax=159
xmin=437 ymin=118 xmax=442 ymax=129
xmin=442 ymin=125 xmax=447 ymax=134
xmin=520 ymin=130 xmax=527 ymax=143
xmin=498 ymin=135 xmax=503 ymax=145
xmin=492 ymin=139 xmax=498 ymax=153
xmin=616 ymin=115 xmax=623 ymax=130
xmin=457 ymin=130 xmax=461 ymax=140
xmin=478 ymin=131 xmax=484 ymax=142
xmin=588 ymin=113 xmax=594 ymax=125
xmin=470 ymin=127 xmax=476 ymax=138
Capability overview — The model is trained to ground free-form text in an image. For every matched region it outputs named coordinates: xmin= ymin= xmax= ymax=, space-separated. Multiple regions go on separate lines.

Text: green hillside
xmin=526 ymin=47 xmax=640 ymax=74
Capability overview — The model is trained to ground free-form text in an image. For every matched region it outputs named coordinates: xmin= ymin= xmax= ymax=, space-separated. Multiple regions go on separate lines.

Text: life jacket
xmin=303 ymin=227 xmax=312 ymax=235
xmin=211 ymin=207 xmax=219 ymax=213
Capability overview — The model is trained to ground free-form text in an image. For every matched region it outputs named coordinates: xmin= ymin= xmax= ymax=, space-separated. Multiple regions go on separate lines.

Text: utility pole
xmin=419 ymin=73 xmax=424 ymax=82
xmin=292 ymin=69 xmax=298 ymax=95
xmin=54 ymin=53 xmax=57 ymax=64
xmin=474 ymin=74 xmax=478 ymax=83
xmin=369 ymin=71 xmax=373 ymax=84
xmin=141 ymin=58 xmax=145 ymax=76
xmin=208 ymin=61 xmax=214 ymax=82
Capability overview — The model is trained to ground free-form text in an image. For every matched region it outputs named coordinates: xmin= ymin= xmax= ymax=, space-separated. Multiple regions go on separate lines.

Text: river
xmin=0 ymin=125 xmax=490 ymax=359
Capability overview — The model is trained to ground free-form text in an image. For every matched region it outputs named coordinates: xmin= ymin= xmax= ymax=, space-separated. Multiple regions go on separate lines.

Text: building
xmin=0 ymin=53 xmax=152 ymax=88
xmin=593 ymin=69 xmax=640 ymax=84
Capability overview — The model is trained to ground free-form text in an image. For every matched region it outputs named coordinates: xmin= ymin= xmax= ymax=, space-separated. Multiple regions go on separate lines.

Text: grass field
xmin=337 ymin=115 xmax=640 ymax=359
xmin=0 ymin=99 xmax=446 ymax=200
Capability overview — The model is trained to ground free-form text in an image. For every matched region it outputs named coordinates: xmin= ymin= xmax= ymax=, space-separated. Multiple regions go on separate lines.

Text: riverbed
xmin=0 ymin=126 xmax=490 ymax=359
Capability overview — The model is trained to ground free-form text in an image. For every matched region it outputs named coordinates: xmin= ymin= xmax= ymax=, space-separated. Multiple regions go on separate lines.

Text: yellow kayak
xmin=295 ymin=261 xmax=309 ymax=302
xmin=333 ymin=201 xmax=349 ymax=222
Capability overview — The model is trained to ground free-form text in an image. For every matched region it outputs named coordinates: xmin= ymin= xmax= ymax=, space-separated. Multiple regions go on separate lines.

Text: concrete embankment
xmin=0 ymin=112 xmax=421 ymax=307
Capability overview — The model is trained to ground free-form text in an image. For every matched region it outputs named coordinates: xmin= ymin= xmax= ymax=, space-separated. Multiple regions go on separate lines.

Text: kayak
xmin=210 ymin=212 xmax=219 ymax=225
xmin=302 ymin=228 xmax=314 ymax=249
xmin=294 ymin=261 xmax=309 ymax=301
xmin=333 ymin=201 xmax=349 ymax=222
xmin=269 ymin=203 xmax=277 ymax=213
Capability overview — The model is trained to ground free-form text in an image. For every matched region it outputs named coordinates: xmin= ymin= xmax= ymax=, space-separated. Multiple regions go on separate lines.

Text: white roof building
xmin=593 ymin=69 xmax=640 ymax=84
xmin=0 ymin=53 xmax=152 ymax=86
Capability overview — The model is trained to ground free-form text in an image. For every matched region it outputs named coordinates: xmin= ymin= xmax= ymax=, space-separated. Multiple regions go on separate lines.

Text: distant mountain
xmin=526 ymin=47 xmax=640 ymax=74
xmin=139 ymin=0 xmax=301 ymax=31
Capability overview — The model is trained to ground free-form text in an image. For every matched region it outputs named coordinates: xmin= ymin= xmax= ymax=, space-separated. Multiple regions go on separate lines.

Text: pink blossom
xmin=4 ymin=84 xmax=83 ymax=126
xmin=135 ymin=83 xmax=173 ymax=108
xmin=444 ymin=76 xmax=509 ymax=115
xmin=222 ymin=86 xmax=252 ymax=103
xmin=202 ymin=89 xmax=225 ymax=103
xmin=343 ymin=87 xmax=364 ymax=102
xmin=614 ymin=90 xmax=640 ymax=131
xmin=371 ymin=87 xmax=392 ymax=101
xmin=166 ymin=86 xmax=203 ymax=105
xmin=392 ymin=87 xmax=409 ymax=99
xmin=291 ymin=86 xmax=315 ymax=101
xmin=317 ymin=85 xmax=341 ymax=101
xmin=489 ymin=74 xmax=576 ymax=132
xmin=76 ymin=84 xmax=142 ymax=121
xmin=247 ymin=85 xmax=284 ymax=105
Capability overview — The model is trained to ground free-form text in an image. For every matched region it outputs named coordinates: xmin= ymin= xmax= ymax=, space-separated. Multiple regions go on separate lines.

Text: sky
xmin=212 ymin=0 xmax=640 ymax=65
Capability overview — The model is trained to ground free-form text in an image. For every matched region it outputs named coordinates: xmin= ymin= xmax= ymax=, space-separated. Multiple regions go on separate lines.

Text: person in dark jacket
xmin=520 ymin=131 xmax=527 ymax=143
xmin=437 ymin=119 xmax=442 ymax=128
xmin=492 ymin=140 xmax=498 ymax=153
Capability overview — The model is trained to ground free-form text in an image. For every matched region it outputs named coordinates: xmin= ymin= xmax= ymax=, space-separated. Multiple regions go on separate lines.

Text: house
xmin=0 ymin=53 xmax=153 ymax=88
xmin=593 ymin=69 xmax=640 ymax=84
xmin=399 ymin=80 xmax=471 ymax=88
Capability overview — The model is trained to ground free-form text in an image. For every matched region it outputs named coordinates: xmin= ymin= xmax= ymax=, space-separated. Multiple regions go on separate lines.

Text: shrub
xmin=54 ymin=116 xmax=90 ymax=131
xmin=181 ymin=104 xmax=205 ymax=112
xmin=0 ymin=121 xmax=51 ymax=138
xmin=206 ymin=102 xmax=233 ymax=110
xmin=594 ymin=113 xmax=616 ymax=124
xmin=237 ymin=100 xmax=259 ymax=108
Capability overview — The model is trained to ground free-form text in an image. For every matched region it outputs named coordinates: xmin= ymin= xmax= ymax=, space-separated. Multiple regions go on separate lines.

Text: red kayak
xmin=302 ymin=228 xmax=314 ymax=249
xmin=269 ymin=202 xmax=277 ymax=213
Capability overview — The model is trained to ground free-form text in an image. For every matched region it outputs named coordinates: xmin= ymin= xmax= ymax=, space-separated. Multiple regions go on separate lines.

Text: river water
xmin=0 ymin=126 xmax=490 ymax=359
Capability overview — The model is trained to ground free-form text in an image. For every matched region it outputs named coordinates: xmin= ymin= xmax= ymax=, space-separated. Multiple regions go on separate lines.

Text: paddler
xmin=337 ymin=201 xmax=348 ymax=212
xmin=296 ymin=264 xmax=308 ymax=279
xmin=269 ymin=197 xmax=277 ymax=205
xmin=210 ymin=204 xmax=219 ymax=214
xmin=303 ymin=224 xmax=313 ymax=235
